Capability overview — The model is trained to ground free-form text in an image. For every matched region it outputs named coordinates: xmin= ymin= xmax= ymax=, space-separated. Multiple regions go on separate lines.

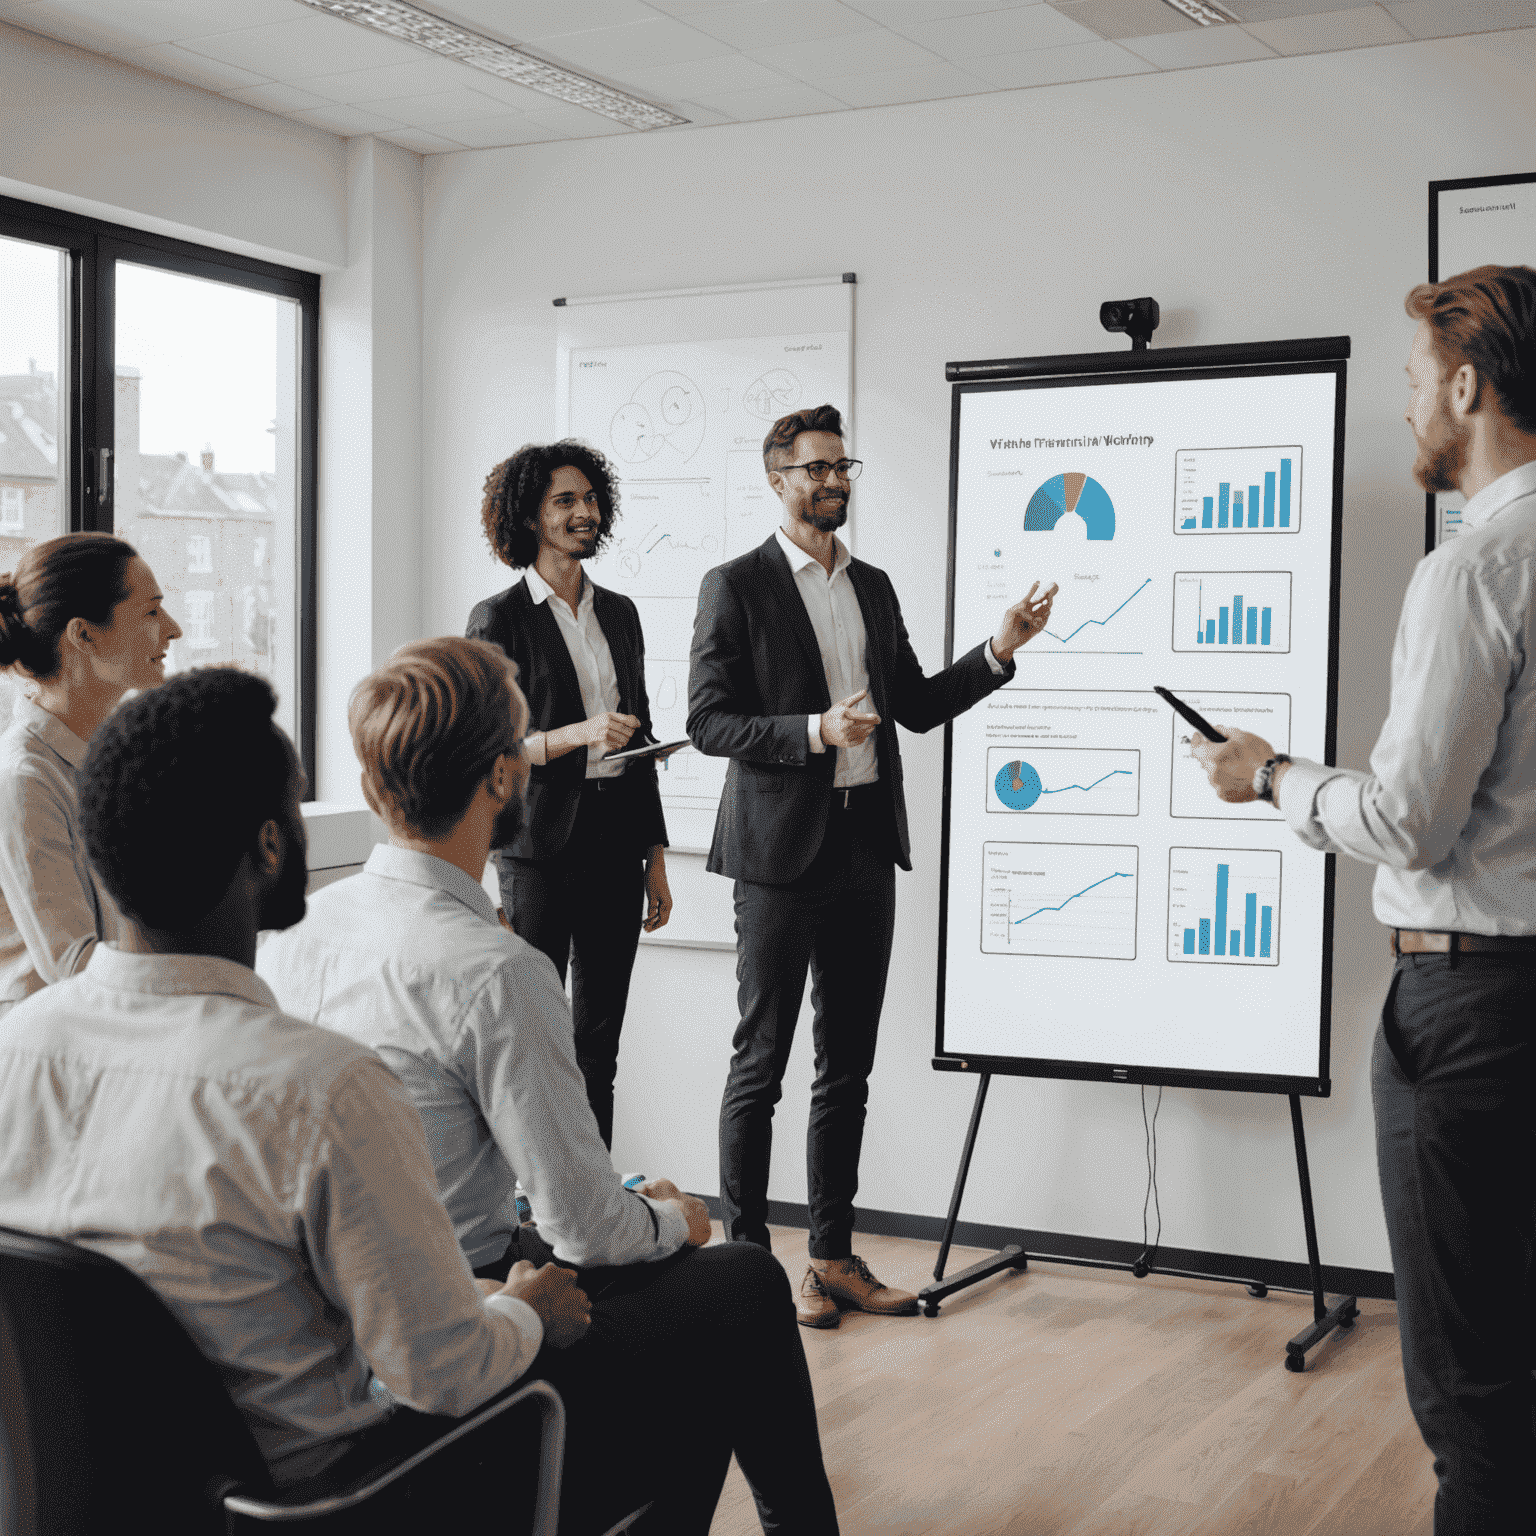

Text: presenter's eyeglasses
xmin=778 ymin=458 xmax=863 ymax=483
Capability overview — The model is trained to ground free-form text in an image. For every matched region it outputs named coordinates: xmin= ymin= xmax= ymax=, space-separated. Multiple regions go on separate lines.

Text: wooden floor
xmin=709 ymin=1226 xmax=1435 ymax=1536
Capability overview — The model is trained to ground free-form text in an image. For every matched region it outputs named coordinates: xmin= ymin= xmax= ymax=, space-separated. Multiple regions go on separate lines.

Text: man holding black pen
xmin=1192 ymin=265 xmax=1536 ymax=1533
xmin=469 ymin=441 xmax=675 ymax=1148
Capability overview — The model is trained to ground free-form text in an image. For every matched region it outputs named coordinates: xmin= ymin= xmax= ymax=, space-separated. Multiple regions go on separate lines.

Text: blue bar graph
xmin=1168 ymin=847 xmax=1281 ymax=966
xmin=1177 ymin=572 xmax=1290 ymax=654
xmin=1176 ymin=447 xmax=1301 ymax=535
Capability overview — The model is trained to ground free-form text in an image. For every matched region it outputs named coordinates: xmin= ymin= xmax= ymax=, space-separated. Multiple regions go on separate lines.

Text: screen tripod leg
xmin=918 ymin=1073 xmax=1028 ymax=1318
xmin=1283 ymin=1092 xmax=1359 ymax=1370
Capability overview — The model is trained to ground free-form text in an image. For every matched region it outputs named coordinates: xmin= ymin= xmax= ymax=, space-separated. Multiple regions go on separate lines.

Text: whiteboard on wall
xmin=1427 ymin=172 xmax=1535 ymax=548
xmin=556 ymin=275 xmax=853 ymax=942
xmin=937 ymin=341 xmax=1345 ymax=1096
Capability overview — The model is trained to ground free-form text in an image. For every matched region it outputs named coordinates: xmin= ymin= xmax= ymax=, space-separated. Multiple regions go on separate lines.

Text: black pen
xmin=1153 ymin=686 xmax=1228 ymax=743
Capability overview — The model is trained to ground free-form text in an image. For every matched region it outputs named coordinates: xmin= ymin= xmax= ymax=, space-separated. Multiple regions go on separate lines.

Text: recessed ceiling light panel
xmin=1159 ymin=0 xmax=1237 ymax=23
xmin=295 ymin=0 xmax=689 ymax=130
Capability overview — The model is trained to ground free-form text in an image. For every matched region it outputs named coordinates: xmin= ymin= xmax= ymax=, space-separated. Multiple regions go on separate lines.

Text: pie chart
xmin=995 ymin=759 xmax=1043 ymax=810
xmin=1024 ymin=472 xmax=1115 ymax=540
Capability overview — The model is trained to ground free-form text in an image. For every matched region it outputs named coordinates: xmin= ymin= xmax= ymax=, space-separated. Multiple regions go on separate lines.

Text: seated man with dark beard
xmin=257 ymin=637 xmax=840 ymax=1536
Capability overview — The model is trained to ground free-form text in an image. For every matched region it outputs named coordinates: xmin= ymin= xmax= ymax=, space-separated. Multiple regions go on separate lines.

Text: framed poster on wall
xmin=1426 ymin=172 xmax=1536 ymax=551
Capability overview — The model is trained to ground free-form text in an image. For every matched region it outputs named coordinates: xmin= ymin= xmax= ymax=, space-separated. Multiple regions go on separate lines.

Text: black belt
xmin=1392 ymin=929 xmax=1536 ymax=955
xmin=832 ymin=783 xmax=880 ymax=809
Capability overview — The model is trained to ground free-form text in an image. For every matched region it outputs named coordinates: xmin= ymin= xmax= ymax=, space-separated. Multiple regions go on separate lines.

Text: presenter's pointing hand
xmin=500 ymin=1260 xmax=591 ymax=1348
xmin=991 ymin=581 xmax=1059 ymax=662
xmin=585 ymin=712 xmax=641 ymax=754
xmin=1190 ymin=728 xmax=1273 ymax=803
xmin=821 ymin=688 xmax=882 ymax=749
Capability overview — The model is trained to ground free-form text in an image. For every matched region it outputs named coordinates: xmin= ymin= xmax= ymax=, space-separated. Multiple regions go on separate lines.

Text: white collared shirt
xmin=523 ymin=566 xmax=624 ymax=779
xmin=257 ymin=845 xmax=689 ymax=1270
xmin=1281 ymin=458 xmax=1536 ymax=933
xmin=0 ymin=698 xmax=120 ymax=1011
xmin=0 ymin=945 xmax=541 ymax=1485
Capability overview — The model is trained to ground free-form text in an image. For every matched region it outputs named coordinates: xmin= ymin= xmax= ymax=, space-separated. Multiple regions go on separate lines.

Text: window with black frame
xmin=0 ymin=195 xmax=318 ymax=789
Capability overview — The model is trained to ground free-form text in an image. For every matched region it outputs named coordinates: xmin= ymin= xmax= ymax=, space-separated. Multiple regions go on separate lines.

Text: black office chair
xmin=0 ymin=1227 xmax=566 ymax=1536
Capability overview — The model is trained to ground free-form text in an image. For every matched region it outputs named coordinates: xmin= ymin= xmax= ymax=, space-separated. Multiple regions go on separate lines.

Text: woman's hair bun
xmin=0 ymin=578 xmax=32 ymax=669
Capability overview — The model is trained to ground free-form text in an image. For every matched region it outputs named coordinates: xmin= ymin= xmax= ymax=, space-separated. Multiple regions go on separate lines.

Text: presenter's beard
xmin=799 ymin=491 xmax=848 ymax=534
xmin=1411 ymin=400 xmax=1469 ymax=494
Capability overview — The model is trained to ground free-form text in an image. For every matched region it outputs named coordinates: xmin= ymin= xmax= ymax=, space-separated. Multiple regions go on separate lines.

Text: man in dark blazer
xmin=469 ymin=440 xmax=672 ymax=1149
xmin=688 ymin=404 xmax=1056 ymax=1327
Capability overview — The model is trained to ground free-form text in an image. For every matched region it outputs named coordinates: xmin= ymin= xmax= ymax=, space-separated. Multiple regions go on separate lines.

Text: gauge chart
xmin=986 ymin=747 xmax=1139 ymax=817
xmin=1024 ymin=472 xmax=1116 ymax=540
xmin=981 ymin=841 xmax=1138 ymax=959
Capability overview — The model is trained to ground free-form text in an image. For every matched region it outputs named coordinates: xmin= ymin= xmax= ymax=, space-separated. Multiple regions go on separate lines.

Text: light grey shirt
xmin=0 ymin=699 xmax=119 ymax=1010
xmin=256 ymin=845 xmax=688 ymax=1270
xmin=0 ymin=946 xmax=541 ymax=1484
xmin=1281 ymin=458 xmax=1536 ymax=933
xmin=523 ymin=567 xmax=623 ymax=780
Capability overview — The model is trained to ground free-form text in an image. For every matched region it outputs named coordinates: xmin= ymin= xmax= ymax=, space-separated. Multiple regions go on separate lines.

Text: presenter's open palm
xmin=992 ymin=581 xmax=1059 ymax=662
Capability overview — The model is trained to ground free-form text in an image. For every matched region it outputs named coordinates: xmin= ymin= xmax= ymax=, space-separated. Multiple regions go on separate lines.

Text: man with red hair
xmin=1193 ymin=265 xmax=1536 ymax=1532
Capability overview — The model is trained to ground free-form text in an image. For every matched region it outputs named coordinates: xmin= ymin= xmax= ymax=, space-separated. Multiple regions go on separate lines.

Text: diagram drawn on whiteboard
xmin=610 ymin=371 xmax=707 ymax=464
xmin=743 ymin=368 xmax=802 ymax=420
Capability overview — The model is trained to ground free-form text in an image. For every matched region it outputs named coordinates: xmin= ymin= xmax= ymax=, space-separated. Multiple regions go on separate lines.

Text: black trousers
xmin=496 ymin=784 xmax=647 ymax=1149
xmin=720 ymin=786 xmax=897 ymax=1260
xmin=472 ymin=1230 xmax=839 ymax=1534
xmin=1373 ymin=953 xmax=1536 ymax=1535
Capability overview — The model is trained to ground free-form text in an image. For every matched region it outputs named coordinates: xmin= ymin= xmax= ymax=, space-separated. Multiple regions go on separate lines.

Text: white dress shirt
xmin=0 ymin=946 xmax=540 ymax=1485
xmin=1281 ymin=457 xmax=1536 ymax=933
xmin=524 ymin=567 xmax=624 ymax=779
xmin=0 ymin=698 xmax=119 ymax=1012
xmin=256 ymin=845 xmax=689 ymax=1270
xmin=775 ymin=527 xmax=1005 ymax=787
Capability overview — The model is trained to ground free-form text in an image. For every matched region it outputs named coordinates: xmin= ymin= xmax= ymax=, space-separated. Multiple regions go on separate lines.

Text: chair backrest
xmin=0 ymin=1227 xmax=271 ymax=1536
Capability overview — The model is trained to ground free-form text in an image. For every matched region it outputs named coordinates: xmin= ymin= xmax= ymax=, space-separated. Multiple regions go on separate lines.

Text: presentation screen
xmin=937 ymin=348 xmax=1344 ymax=1094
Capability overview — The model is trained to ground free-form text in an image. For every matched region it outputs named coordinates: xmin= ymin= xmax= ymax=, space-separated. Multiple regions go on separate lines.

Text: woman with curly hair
xmin=0 ymin=532 xmax=182 ymax=1012
xmin=467 ymin=440 xmax=674 ymax=1149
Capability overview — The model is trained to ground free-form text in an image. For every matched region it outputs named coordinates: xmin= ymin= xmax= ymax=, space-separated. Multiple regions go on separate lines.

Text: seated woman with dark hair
xmin=0 ymin=533 xmax=181 ymax=1013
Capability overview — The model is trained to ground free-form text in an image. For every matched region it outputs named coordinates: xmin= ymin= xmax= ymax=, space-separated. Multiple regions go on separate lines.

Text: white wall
xmin=421 ymin=29 xmax=1535 ymax=1275
xmin=0 ymin=21 xmax=345 ymax=271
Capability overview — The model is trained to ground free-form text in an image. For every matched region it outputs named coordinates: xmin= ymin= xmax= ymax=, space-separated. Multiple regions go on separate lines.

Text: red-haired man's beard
xmin=1411 ymin=392 xmax=1469 ymax=495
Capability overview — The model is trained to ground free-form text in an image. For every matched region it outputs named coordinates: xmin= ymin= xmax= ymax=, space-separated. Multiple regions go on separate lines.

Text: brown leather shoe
xmin=796 ymin=1266 xmax=841 ymax=1329
xmin=810 ymin=1254 xmax=919 ymax=1316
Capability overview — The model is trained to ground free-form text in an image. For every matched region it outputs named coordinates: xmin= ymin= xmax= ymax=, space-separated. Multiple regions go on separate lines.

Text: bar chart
xmin=1174 ymin=446 xmax=1301 ymax=535
xmin=1166 ymin=846 xmax=1281 ymax=966
xmin=982 ymin=841 xmax=1138 ymax=960
xmin=1172 ymin=571 xmax=1292 ymax=653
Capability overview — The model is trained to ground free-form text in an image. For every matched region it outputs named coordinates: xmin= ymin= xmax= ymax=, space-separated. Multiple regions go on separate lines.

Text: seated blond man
xmin=258 ymin=637 xmax=839 ymax=1536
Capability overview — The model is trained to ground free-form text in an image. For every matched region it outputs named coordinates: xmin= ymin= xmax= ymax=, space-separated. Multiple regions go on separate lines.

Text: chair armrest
xmin=223 ymin=1379 xmax=565 ymax=1534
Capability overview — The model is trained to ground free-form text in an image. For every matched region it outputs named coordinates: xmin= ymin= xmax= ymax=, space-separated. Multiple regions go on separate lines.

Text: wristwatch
xmin=1253 ymin=755 xmax=1292 ymax=804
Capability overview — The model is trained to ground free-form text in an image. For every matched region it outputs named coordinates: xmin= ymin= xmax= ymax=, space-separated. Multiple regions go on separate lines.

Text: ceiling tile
xmin=1050 ymin=0 xmax=1200 ymax=41
xmin=827 ymin=59 xmax=995 ymax=105
xmin=31 ymin=0 xmax=300 ymax=46
xmin=1 ymin=0 xmax=166 ymax=52
xmin=616 ymin=52 xmax=794 ymax=98
xmin=375 ymin=126 xmax=465 ymax=154
xmin=223 ymin=81 xmax=334 ymax=113
xmin=1243 ymin=6 xmax=1413 ymax=53
xmin=1220 ymin=0 xmax=1381 ymax=18
xmin=517 ymin=104 xmax=634 ymax=138
xmin=297 ymin=57 xmax=488 ymax=103
xmin=643 ymin=0 xmax=750 ymax=14
xmin=1119 ymin=23 xmax=1278 ymax=64
xmin=426 ymin=113 xmax=564 ymax=148
xmin=287 ymin=102 xmax=408 ymax=136
xmin=651 ymin=99 xmax=738 ymax=125
xmin=179 ymin=14 xmax=428 ymax=81
xmin=111 ymin=41 xmax=269 ymax=90
xmin=966 ymin=35 xmax=1157 ymax=84
xmin=746 ymin=27 xmax=941 ymax=81
xmin=686 ymin=79 xmax=851 ymax=119
xmin=423 ymin=0 xmax=658 ymax=42
xmin=530 ymin=16 xmax=737 ymax=72
xmin=687 ymin=1 xmax=880 ymax=51
xmin=895 ymin=5 xmax=1100 ymax=56
xmin=842 ymin=1 xmax=1044 ymax=21
xmin=1384 ymin=0 xmax=1536 ymax=39
xmin=360 ymin=87 xmax=523 ymax=124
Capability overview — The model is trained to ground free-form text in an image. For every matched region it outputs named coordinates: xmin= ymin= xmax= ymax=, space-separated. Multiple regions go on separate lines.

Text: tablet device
xmin=600 ymin=737 xmax=691 ymax=763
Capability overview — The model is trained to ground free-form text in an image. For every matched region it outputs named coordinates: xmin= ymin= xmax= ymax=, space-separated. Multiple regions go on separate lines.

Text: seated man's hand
xmin=638 ymin=1179 xmax=713 ymax=1246
xmin=1190 ymin=728 xmax=1273 ymax=803
xmin=501 ymin=1260 xmax=591 ymax=1348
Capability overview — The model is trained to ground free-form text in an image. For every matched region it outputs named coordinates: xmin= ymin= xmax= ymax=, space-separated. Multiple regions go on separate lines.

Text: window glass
xmin=112 ymin=262 xmax=301 ymax=746
xmin=0 ymin=235 xmax=69 ymax=722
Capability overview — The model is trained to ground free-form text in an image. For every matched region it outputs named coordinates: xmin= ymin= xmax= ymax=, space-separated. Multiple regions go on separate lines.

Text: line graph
xmin=982 ymin=841 xmax=1138 ymax=959
xmin=1033 ymin=577 xmax=1151 ymax=654
xmin=987 ymin=747 xmax=1140 ymax=817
